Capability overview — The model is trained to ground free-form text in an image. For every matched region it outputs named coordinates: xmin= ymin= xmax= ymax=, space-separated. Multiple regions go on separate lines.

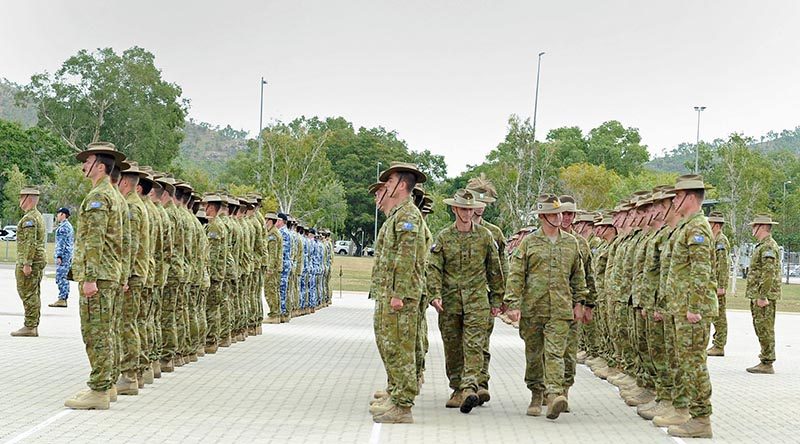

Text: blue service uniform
xmin=279 ymin=226 xmax=292 ymax=315
xmin=54 ymin=219 xmax=74 ymax=300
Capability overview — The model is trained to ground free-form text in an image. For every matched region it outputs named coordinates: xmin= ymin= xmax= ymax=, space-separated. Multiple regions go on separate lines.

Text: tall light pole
xmin=785 ymin=180 xmax=793 ymax=283
xmin=694 ymin=106 xmax=706 ymax=173
xmin=258 ymin=77 xmax=268 ymax=162
xmin=532 ymin=52 xmax=545 ymax=143
xmin=373 ymin=161 xmax=382 ymax=244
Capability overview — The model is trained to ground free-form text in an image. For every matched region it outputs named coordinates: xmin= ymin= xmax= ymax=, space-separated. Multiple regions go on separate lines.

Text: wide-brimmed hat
xmin=749 ymin=214 xmax=779 ymax=226
xmin=202 ymin=193 xmax=224 ymax=203
xmin=155 ymin=175 xmax=177 ymax=194
xmin=558 ymin=195 xmax=578 ymax=212
xmin=574 ymin=212 xmax=596 ymax=223
xmin=120 ymin=161 xmax=150 ymax=178
xmin=708 ymin=211 xmax=725 ymax=224
xmin=195 ymin=209 xmax=208 ymax=221
xmin=674 ymin=174 xmax=713 ymax=191
xmin=596 ymin=215 xmax=615 ymax=226
xmin=443 ymin=189 xmax=485 ymax=209
xmin=632 ymin=191 xmax=653 ymax=208
xmin=368 ymin=182 xmax=385 ymax=195
xmin=265 ymin=212 xmax=279 ymax=220
xmin=174 ymin=181 xmax=194 ymax=193
xmin=651 ymin=185 xmax=676 ymax=202
xmin=75 ymin=141 xmax=127 ymax=164
xmin=19 ymin=187 xmax=40 ymax=196
xmin=378 ymin=161 xmax=427 ymax=184
xmin=466 ymin=173 xmax=497 ymax=204
xmin=534 ymin=194 xmax=563 ymax=215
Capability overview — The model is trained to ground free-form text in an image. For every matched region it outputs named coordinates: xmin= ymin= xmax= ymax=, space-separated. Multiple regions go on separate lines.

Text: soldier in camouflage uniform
xmin=138 ymin=167 xmax=162 ymax=384
xmin=707 ymin=212 xmax=731 ymax=357
xmin=427 ymin=189 xmax=504 ymax=414
xmin=466 ymin=174 xmax=507 ymax=405
xmin=587 ymin=215 xmax=617 ymax=378
xmin=745 ymin=214 xmax=781 ymax=374
xmin=65 ymin=142 xmax=126 ymax=410
xmin=505 ymin=194 xmax=588 ymax=421
xmin=656 ymin=175 xmax=716 ymax=439
xmin=115 ymin=162 xmax=151 ymax=395
xmin=369 ymin=162 xmax=428 ymax=424
xmin=264 ymin=212 xmax=284 ymax=324
xmin=156 ymin=175 xmax=181 ymax=372
xmin=11 ymin=187 xmax=46 ymax=337
xmin=202 ymin=194 xmax=228 ymax=352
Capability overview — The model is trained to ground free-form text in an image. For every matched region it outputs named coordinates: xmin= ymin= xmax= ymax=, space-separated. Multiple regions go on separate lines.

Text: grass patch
xmin=729 ymin=278 xmax=800 ymax=313
xmin=331 ymin=255 xmax=374 ymax=293
xmin=0 ymin=241 xmax=56 ymax=265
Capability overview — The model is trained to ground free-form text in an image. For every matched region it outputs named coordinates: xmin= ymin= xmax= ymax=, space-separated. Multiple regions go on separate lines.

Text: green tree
xmin=38 ymin=163 xmax=93 ymax=223
xmin=2 ymin=165 xmax=28 ymax=223
xmin=559 ymin=163 xmax=622 ymax=210
xmin=547 ymin=126 xmax=588 ymax=166
xmin=19 ymin=46 xmax=188 ymax=168
xmin=586 ymin=120 xmax=649 ymax=176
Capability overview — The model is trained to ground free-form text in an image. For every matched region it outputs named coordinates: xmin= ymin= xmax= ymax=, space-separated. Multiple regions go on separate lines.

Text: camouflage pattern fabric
xmin=16 ymin=206 xmax=46 ymax=327
xmin=746 ymin=233 xmax=781 ymax=364
xmin=711 ymin=231 xmax=731 ymax=348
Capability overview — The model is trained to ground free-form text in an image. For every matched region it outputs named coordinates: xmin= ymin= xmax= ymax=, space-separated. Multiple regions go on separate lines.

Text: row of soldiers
xmin=9 ymin=141 xmax=334 ymax=410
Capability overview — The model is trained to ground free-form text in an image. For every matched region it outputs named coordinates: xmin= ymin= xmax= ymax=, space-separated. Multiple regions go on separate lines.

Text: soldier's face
xmin=474 ymin=206 xmax=485 ymax=218
xmin=454 ymin=206 xmax=473 ymax=223
xmin=561 ymin=212 xmax=575 ymax=228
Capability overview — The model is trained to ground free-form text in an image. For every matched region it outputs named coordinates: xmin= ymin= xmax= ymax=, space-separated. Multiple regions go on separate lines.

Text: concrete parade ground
xmin=1 ymin=268 xmax=799 ymax=444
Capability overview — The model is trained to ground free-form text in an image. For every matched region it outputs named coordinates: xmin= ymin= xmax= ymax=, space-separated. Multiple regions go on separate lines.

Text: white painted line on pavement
xmin=2 ymin=410 xmax=73 ymax=444
xmin=369 ymin=422 xmax=382 ymax=444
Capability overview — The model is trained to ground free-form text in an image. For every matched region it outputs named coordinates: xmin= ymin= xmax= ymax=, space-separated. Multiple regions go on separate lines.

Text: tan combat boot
xmin=174 ymin=355 xmax=184 ymax=367
xmin=197 ymin=347 xmax=205 ymax=358
xmin=108 ymin=385 xmax=118 ymax=402
xmin=10 ymin=326 xmax=38 ymax=337
xmin=369 ymin=397 xmax=393 ymax=415
xmin=264 ymin=316 xmax=281 ymax=324
xmin=256 ymin=325 xmax=263 ymax=335
xmin=746 ymin=363 xmax=775 ymax=374
xmin=576 ymin=350 xmax=588 ymax=364
xmin=189 ymin=353 xmax=198 ymax=363
xmin=374 ymin=389 xmax=389 ymax=399
xmin=593 ymin=366 xmax=613 ymax=379
xmin=640 ymin=399 xmax=671 ymax=420
xmin=476 ymin=387 xmax=491 ymax=405
xmin=152 ymin=360 xmax=162 ymax=378
xmin=160 ymin=359 xmax=175 ymax=373
xmin=64 ymin=390 xmax=110 ymax=410
xmin=626 ymin=388 xmax=655 ymax=407
xmin=205 ymin=343 xmax=219 ymax=354
xmin=220 ymin=336 xmax=232 ymax=347
xmin=116 ymin=372 xmax=139 ymax=396
xmin=48 ymin=299 xmax=68 ymax=308
xmin=653 ymin=407 xmax=690 ymax=427
xmin=668 ymin=416 xmax=712 ymax=438
xmin=460 ymin=388 xmax=480 ymax=414
xmin=636 ymin=399 xmax=658 ymax=418
xmin=136 ymin=371 xmax=145 ymax=389
xmin=373 ymin=405 xmax=413 ymax=424
xmin=545 ymin=394 xmax=568 ymax=420
xmin=563 ymin=387 xmax=571 ymax=413
xmin=706 ymin=346 xmax=724 ymax=357
xmin=526 ymin=391 xmax=543 ymax=416
xmin=445 ymin=390 xmax=463 ymax=408
xmin=143 ymin=367 xmax=155 ymax=385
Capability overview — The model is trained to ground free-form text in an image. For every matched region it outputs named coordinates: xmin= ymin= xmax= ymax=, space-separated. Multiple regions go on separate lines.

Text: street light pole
xmin=694 ymin=106 xmax=706 ymax=173
xmin=258 ymin=77 xmax=268 ymax=162
xmin=374 ymin=161 xmax=382 ymax=244
xmin=784 ymin=180 xmax=792 ymax=283
xmin=532 ymin=52 xmax=545 ymax=143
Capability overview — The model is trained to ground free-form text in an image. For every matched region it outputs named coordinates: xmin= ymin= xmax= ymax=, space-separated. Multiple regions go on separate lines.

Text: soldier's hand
xmin=23 ymin=264 xmax=32 ymax=276
xmin=686 ymin=311 xmax=702 ymax=323
xmin=57 ymin=258 xmax=62 ymax=266
xmin=390 ymin=297 xmax=404 ymax=311
xmin=83 ymin=281 xmax=99 ymax=298
xmin=716 ymin=288 xmax=725 ymax=296
xmin=507 ymin=309 xmax=521 ymax=322
xmin=431 ymin=298 xmax=443 ymax=313
xmin=756 ymin=298 xmax=770 ymax=308
xmin=124 ymin=284 xmax=130 ymax=293
xmin=500 ymin=303 xmax=508 ymax=314
xmin=582 ymin=307 xmax=594 ymax=323
xmin=573 ymin=304 xmax=584 ymax=322
xmin=640 ymin=309 xmax=647 ymax=319
xmin=490 ymin=307 xmax=502 ymax=317
xmin=653 ymin=311 xmax=663 ymax=322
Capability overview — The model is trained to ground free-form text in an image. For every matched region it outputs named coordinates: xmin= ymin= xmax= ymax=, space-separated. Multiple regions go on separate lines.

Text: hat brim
xmin=75 ymin=148 xmax=126 ymax=164
xmin=534 ymin=207 xmax=564 ymax=215
xmin=749 ymin=221 xmax=779 ymax=226
xmin=379 ymin=166 xmax=427 ymax=184
xmin=443 ymin=198 xmax=485 ymax=209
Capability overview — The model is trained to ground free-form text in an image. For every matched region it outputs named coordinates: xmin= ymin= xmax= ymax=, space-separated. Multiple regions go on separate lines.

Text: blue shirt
xmin=55 ymin=219 xmax=74 ymax=263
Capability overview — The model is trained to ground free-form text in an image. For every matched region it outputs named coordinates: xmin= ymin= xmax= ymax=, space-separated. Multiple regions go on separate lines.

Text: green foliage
xmin=585 ymin=121 xmax=649 ymax=176
xmin=38 ymin=163 xmax=92 ymax=224
xmin=0 ymin=79 xmax=37 ymax=127
xmin=559 ymin=163 xmax=622 ymax=210
xmin=20 ymin=46 xmax=188 ymax=169
xmin=2 ymin=165 xmax=28 ymax=222
xmin=178 ymin=119 xmax=249 ymax=176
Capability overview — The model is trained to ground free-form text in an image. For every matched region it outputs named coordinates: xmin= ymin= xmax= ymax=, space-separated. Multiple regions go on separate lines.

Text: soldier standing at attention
xmin=661 ymin=174 xmax=716 ymax=439
xmin=276 ymin=213 xmax=293 ymax=322
xmin=505 ymin=194 xmax=587 ymax=420
xmin=65 ymin=142 xmax=126 ymax=410
xmin=11 ymin=187 xmax=46 ymax=337
xmin=706 ymin=212 xmax=731 ymax=357
xmin=202 ymin=194 xmax=227 ymax=353
xmin=466 ymin=173 xmax=507 ymax=405
xmin=745 ymin=214 xmax=781 ymax=374
xmin=263 ymin=212 xmax=284 ymax=324
xmin=370 ymin=162 xmax=427 ymax=424
xmin=48 ymin=207 xmax=74 ymax=308
xmin=427 ymin=189 xmax=504 ymax=414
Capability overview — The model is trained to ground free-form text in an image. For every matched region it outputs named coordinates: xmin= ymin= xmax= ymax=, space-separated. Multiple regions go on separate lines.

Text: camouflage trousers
xmin=56 ymin=262 xmax=71 ymax=300
xmin=175 ymin=283 xmax=192 ymax=356
xmin=633 ymin=309 xmax=656 ymax=389
xmin=188 ymin=285 xmax=201 ymax=353
xmin=519 ymin=316 xmax=570 ymax=396
xmin=479 ymin=315 xmax=494 ymax=390
xmin=220 ymin=279 xmax=234 ymax=339
xmin=612 ymin=302 xmax=636 ymax=374
xmin=119 ymin=280 xmax=143 ymax=375
xmin=279 ymin=269 xmax=291 ymax=316
xmin=148 ymin=287 xmax=163 ymax=364
xmin=138 ymin=286 xmax=154 ymax=372
xmin=647 ymin=314 xmax=674 ymax=402
xmin=750 ymin=299 xmax=777 ymax=364
xmin=672 ymin=318 xmax=712 ymax=418
xmin=593 ymin=302 xmax=614 ymax=365
xmin=563 ymin=319 xmax=579 ymax=389
xmin=299 ymin=273 xmax=309 ymax=309
xmin=265 ymin=271 xmax=281 ymax=318
xmin=15 ymin=263 xmax=44 ymax=328
xmin=711 ymin=294 xmax=728 ymax=348
xmin=160 ymin=283 xmax=180 ymax=361
xmin=79 ymin=280 xmax=119 ymax=391
xmin=112 ymin=285 xmax=123 ymax=381
xmin=415 ymin=301 xmax=429 ymax=381
xmin=375 ymin=300 xmax=419 ymax=407
xmin=205 ymin=281 xmax=224 ymax=345
xmin=439 ymin=307 xmax=490 ymax=392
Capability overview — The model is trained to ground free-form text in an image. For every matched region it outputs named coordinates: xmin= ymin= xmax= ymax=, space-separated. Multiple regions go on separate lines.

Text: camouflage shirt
xmin=504 ymin=228 xmax=588 ymax=320
xmin=16 ymin=207 xmax=46 ymax=266
xmin=479 ymin=220 xmax=508 ymax=281
xmin=125 ymin=192 xmax=151 ymax=282
xmin=713 ymin=231 xmax=731 ymax=291
xmin=666 ymin=211 xmax=717 ymax=317
xmin=74 ymin=177 xmax=124 ymax=283
xmin=370 ymin=197 xmax=427 ymax=304
xmin=592 ymin=240 xmax=609 ymax=303
xmin=746 ymin=234 xmax=781 ymax=301
xmin=427 ymin=222 xmax=505 ymax=311
xmin=639 ymin=225 xmax=669 ymax=311
xmin=265 ymin=225 xmax=283 ymax=276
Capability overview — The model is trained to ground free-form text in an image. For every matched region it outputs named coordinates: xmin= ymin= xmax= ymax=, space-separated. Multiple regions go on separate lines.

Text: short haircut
xmin=122 ymin=172 xmax=140 ymax=187
xmin=686 ymin=189 xmax=705 ymax=201
xmin=95 ymin=154 xmax=115 ymax=175
xmin=174 ymin=188 xmax=185 ymax=200
xmin=397 ymin=172 xmax=417 ymax=192
xmin=138 ymin=179 xmax=153 ymax=195
xmin=110 ymin=165 xmax=121 ymax=183
xmin=207 ymin=202 xmax=221 ymax=213
xmin=152 ymin=186 xmax=165 ymax=197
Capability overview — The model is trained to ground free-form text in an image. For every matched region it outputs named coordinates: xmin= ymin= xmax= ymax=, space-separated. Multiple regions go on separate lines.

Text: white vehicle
xmin=0 ymin=225 xmax=17 ymax=241
xmin=335 ymin=240 xmax=352 ymax=255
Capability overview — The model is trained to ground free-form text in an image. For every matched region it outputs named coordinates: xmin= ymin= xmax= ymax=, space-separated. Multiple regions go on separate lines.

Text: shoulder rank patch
xmin=128 ymin=211 xmax=133 ymax=220
xmin=764 ymin=250 xmax=776 ymax=259
xmin=268 ymin=235 xmax=276 ymax=241
xmin=89 ymin=201 xmax=103 ymax=209
xmin=402 ymin=222 xmax=414 ymax=231
xmin=24 ymin=220 xmax=34 ymax=227
xmin=208 ymin=231 xmax=219 ymax=239
xmin=430 ymin=243 xmax=441 ymax=253
xmin=691 ymin=234 xmax=705 ymax=244
xmin=716 ymin=243 xmax=726 ymax=251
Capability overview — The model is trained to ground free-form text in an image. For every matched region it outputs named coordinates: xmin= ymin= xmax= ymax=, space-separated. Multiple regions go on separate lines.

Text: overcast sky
xmin=3 ymin=1 xmax=799 ymax=175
